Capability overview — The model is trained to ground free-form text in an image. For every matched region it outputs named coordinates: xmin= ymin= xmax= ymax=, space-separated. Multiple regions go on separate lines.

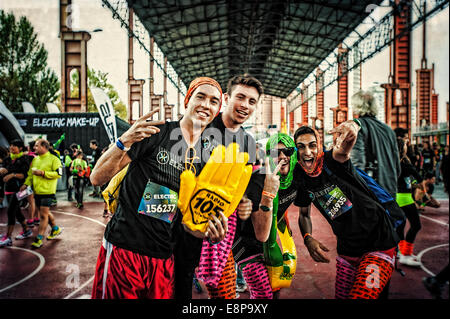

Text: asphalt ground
xmin=0 ymin=184 xmax=448 ymax=301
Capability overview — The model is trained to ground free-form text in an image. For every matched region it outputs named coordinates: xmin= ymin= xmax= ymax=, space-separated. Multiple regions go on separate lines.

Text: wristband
xmin=116 ymin=139 xmax=130 ymax=152
xmin=303 ymin=233 xmax=312 ymax=241
xmin=262 ymin=190 xmax=276 ymax=199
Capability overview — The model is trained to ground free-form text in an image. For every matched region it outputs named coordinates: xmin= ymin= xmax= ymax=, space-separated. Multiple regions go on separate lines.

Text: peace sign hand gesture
xmin=262 ymin=157 xmax=283 ymax=196
xmin=119 ymin=108 xmax=165 ymax=148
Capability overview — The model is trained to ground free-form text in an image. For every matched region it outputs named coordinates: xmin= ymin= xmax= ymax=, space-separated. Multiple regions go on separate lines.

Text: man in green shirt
xmin=20 ymin=139 xmax=63 ymax=248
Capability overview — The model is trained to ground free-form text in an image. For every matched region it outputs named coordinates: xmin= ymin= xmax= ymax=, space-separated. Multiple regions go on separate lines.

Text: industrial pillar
xmin=301 ymin=83 xmax=308 ymax=126
xmin=381 ymin=0 xmax=412 ymax=136
xmin=314 ymin=68 xmax=325 ymax=141
xmin=415 ymin=0 xmax=437 ymax=143
xmin=127 ymin=7 xmax=145 ymax=124
xmin=289 ymin=111 xmax=295 ymax=135
xmin=280 ymin=105 xmax=287 ymax=133
xmin=331 ymin=43 xmax=349 ymax=127
xmin=60 ymin=0 xmax=90 ymax=113
xmin=163 ymin=57 xmax=175 ymax=121
xmin=431 ymin=65 xmax=439 ymax=125
xmin=149 ymin=37 xmax=163 ymax=120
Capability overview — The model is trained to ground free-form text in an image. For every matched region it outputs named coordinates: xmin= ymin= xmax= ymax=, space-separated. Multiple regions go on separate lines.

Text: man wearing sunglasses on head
xmin=231 ymin=133 xmax=298 ymax=299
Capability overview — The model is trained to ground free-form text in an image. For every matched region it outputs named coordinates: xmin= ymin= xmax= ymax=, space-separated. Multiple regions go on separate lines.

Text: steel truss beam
xmin=287 ymin=0 xmax=449 ymax=113
xmin=102 ymin=0 xmax=187 ymax=94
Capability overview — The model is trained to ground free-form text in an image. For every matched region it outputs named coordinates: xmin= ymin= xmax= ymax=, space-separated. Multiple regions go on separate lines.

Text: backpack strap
xmin=323 ymin=162 xmax=381 ymax=206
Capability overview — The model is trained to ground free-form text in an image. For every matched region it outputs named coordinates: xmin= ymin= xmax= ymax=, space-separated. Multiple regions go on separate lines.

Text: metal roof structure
xmin=126 ymin=0 xmax=383 ymax=98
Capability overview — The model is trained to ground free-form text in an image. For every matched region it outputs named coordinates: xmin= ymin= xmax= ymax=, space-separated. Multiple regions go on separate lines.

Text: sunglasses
xmin=266 ymin=147 xmax=297 ymax=158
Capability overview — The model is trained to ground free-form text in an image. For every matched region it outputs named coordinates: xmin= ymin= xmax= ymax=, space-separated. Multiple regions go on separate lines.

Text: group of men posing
xmin=90 ymin=74 xmax=401 ymax=300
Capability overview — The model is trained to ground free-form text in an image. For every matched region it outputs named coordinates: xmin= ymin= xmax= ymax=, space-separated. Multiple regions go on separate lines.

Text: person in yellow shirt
xmin=20 ymin=139 xmax=63 ymax=248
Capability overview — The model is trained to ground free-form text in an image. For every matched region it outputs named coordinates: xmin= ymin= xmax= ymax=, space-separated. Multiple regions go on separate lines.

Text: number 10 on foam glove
xmin=178 ymin=143 xmax=252 ymax=233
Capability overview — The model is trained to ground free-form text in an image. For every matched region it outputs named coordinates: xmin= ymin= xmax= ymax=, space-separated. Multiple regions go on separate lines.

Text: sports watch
xmin=259 ymin=204 xmax=272 ymax=212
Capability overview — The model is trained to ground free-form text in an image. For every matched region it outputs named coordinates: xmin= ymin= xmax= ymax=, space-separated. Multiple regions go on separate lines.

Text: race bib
xmin=137 ymin=181 xmax=178 ymax=223
xmin=315 ymin=185 xmax=352 ymax=220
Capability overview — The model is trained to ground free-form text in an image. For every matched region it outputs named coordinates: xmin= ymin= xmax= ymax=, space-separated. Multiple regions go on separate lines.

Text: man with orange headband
xmin=90 ymin=77 xmax=229 ymax=299
xmin=293 ymin=121 xmax=400 ymax=299
xmin=174 ymin=74 xmax=263 ymax=299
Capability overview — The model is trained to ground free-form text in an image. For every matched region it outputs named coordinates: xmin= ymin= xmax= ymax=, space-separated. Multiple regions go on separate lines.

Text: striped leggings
xmin=335 ymin=248 xmax=396 ymax=299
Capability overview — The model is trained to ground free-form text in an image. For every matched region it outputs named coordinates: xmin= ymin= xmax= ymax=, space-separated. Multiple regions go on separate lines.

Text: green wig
xmin=265 ymin=133 xmax=297 ymax=190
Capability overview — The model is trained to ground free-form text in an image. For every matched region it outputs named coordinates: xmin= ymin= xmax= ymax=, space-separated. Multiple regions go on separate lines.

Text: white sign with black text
xmin=90 ymin=87 xmax=117 ymax=144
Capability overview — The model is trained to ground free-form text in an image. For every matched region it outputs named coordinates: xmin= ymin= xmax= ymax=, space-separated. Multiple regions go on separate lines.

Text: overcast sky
xmin=1 ymin=0 xmax=448 ymax=123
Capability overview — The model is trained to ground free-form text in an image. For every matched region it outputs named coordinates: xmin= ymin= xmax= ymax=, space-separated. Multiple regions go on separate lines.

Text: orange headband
xmin=184 ymin=77 xmax=222 ymax=115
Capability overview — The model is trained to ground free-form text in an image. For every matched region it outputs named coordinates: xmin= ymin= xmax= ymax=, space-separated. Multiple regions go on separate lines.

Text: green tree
xmin=0 ymin=10 xmax=59 ymax=112
xmin=69 ymin=68 xmax=128 ymax=121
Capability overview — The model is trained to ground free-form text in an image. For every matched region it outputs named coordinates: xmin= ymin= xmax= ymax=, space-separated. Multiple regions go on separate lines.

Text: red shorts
xmin=91 ymin=239 xmax=175 ymax=299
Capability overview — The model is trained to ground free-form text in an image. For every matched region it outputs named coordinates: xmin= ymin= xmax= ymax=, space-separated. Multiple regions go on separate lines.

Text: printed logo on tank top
xmin=155 ymin=147 xmax=184 ymax=171
xmin=309 ymin=183 xmax=352 ymax=220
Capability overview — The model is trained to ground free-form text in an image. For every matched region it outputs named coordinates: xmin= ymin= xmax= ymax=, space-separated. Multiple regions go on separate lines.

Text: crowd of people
xmin=87 ymin=74 xmax=448 ymax=300
xmin=0 ymin=74 xmax=448 ymax=300
xmin=0 ymin=139 xmax=63 ymax=248
xmin=0 ymin=138 xmax=106 ymax=249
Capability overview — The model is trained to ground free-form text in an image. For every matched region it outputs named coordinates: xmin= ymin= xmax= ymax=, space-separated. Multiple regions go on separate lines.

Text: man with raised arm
xmin=90 ymin=77 xmax=230 ymax=299
xmin=293 ymin=121 xmax=400 ymax=299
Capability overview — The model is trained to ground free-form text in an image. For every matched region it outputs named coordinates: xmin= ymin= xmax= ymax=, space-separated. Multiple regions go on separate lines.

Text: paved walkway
xmin=0 ymin=184 xmax=448 ymax=299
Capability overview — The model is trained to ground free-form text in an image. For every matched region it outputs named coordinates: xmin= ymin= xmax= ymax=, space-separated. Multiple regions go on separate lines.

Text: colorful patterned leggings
xmin=335 ymin=249 xmax=395 ymax=299
xmin=206 ymin=251 xmax=237 ymax=299
xmin=238 ymin=254 xmax=273 ymax=299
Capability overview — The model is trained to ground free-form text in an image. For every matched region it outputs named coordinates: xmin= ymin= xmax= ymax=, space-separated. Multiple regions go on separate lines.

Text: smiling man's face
xmin=223 ymin=84 xmax=259 ymax=126
xmin=295 ymin=133 xmax=318 ymax=172
xmin=185 ymin=84 xmax=221 ymax=128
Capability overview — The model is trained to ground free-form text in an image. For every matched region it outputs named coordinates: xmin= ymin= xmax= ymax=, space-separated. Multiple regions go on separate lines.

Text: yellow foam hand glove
xmin=178 ymin=143 xmax=252 ymax=233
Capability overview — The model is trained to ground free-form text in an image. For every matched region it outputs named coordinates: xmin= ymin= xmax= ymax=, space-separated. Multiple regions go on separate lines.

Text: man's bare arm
xmin=298 ymin=205 xmax=312 ymax=237
xmin=251 ymin=158 xmax=283 ymax=242
xmin=90 ymin=146 xmax=132 ymax=186
xmin=251 ymin=194 xmax=274 ymax=242
xmin=90 ymin=108 xmax=164 ymax=186
xmin=298 ymin=205 xmax=330 ymax=263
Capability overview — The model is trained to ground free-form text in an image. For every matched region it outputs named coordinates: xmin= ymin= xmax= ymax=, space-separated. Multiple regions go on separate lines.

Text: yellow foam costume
xmin=178 ymin=143 xmax=252 ymax=233
xmin=102 ymin=164 xmax=129 ymax=214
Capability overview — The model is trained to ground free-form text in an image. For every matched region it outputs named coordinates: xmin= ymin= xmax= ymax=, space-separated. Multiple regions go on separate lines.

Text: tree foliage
xmin=69 ymin=67 xmax=128 ymax=121
xmin=0 ymin=10 xmax=59 ymax=112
